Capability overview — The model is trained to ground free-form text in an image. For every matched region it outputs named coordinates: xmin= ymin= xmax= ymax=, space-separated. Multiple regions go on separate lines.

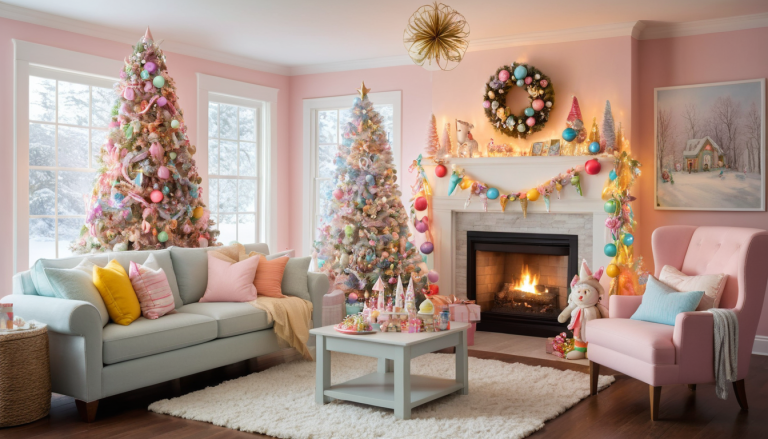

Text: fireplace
xmin=467 ymin=231 xmax=578 ymax=337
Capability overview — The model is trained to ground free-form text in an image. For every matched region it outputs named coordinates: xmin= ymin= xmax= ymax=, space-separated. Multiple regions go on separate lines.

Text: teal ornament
xmin=486 ymin=187 xmax=499 ymax=200
xmin=140 ymin=70 xmax=150 ymax=80
xmin=505 ymin=116 xmax=515 ymax=128
xmin=157 ymin=231 xmax=169 ymax=243
xmin=134 ymin=172 xmax=143 ymax=187
xmin=517 ymin=124 xmax=526 ymax=133
xmin=516 ymin=79 xmax=525 ymax=87
xmin=588 ymin=142 xmax=600 ymax=154
xmin=162 ymin=186 xmax=170 ymax=194
xmin=171 ymin=119 xmax=180 ymax=129
xmin=190 ymin=184 xmax=199 ymax=198
xmin=609 ymin=169 xmax=617 ymax=181
xmin=604 ymin=243 xmax=617 ymax=257
xmin=513 ymin=65 xmax=528 ymax=80
xmin=524 ymin=107 xmax=535 ymax=117
xmin=153 ymin=75 xmax=165 ymax=88
xmin=169 ymin=152 xmax=177 ymax=160
xmin=562 ymin=127 xmax=577 ymax=142
xmin=365 ymin=174 xmax=375 ymax=185
xmin=623 ymin=233 xmax=634 ymax=246
xmin=406 ymin=241 xmax=414 ymax=251
xmin=604 ymin=199 xmax=617 ymax=214
xmin=113 ymin=193 xmax=125 ymax=203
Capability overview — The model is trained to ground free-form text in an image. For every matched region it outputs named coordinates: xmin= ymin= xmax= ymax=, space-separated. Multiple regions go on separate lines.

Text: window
xmin=207 ymin=100 xmax=259 ymax=245
xmin=302 ymin=92 xmax=401 ymax=253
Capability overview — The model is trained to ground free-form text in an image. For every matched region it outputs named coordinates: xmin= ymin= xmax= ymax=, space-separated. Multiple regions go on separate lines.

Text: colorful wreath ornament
xmin=483 ymin=62 xmax=555 ymax=139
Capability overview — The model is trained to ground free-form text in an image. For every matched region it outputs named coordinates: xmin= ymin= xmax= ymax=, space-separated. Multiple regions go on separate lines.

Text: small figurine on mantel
xmin=456 ymin=120 xmax=481 ymax=158
xmin=374 ymin=276 xmax=386 ymax=310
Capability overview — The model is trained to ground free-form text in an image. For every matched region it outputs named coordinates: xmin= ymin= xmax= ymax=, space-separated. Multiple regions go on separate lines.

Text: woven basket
xmin=0 ymin=325 xmax=51 ymax=427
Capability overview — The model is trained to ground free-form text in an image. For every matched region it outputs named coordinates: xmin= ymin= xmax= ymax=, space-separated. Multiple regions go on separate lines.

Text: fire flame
xmin=514 ymin=265 xmax=539 ymax=294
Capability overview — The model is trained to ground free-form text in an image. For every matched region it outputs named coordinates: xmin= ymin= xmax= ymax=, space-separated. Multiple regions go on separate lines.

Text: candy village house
xmin=681 ymin=136 xmax=726 ymax=173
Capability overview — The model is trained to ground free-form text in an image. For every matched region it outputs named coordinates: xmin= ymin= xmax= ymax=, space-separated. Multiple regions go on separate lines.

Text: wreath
xmin=483 ymin=62 xmax=555 ymax=139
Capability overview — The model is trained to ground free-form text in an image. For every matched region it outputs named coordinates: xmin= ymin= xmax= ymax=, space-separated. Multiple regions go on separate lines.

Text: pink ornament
xmin=150 ymin=190 xmax=164 ymax=203
xmin=483 ymin=100 xmax=491 ymax=109
xmin=532 ymin=99 xmax=545 ymax=111
xmin=158 ymin=166 xmax=170 ymax=179
xmin=427 ymin=270 xmax=439 ymax=283
xmin=145 ymin=62 xmax=157 ymax=73
xmin=157 ymin=96 xmax=167 ymax=107
xmin=498 ymin=70 xmax=510 ymax=82
xmin=144 ymin=82 xmax=155 ymax=93
xmin=420 ymin=242 xmax=434 ymax=254
xmin=149 ymin=142 xmax=163 ymax=160
xmin=540 ymin=79 xmax=549 ymax=88
xmin=526 ymin=117 xmax=536 ymax=127
xmin=348 ymin=292 xmax=358 ymax=303
xmin=524 ymin=76 xmax=533 ymax=85
xmin=123 ymin=87 xmax=135 ymax=101
xmin=333 ymin=189 xmax=343 ymax=200
xmin=415 ymin=220 xmax=428 ymax=234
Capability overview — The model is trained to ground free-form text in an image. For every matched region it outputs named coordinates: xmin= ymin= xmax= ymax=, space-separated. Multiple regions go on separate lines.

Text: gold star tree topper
xmin=357 ymin=81 xmax=371 ymax=99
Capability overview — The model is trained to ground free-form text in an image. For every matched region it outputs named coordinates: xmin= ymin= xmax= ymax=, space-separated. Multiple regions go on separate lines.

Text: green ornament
xmin=169 ymin=152 xmax=177 ymax=160
xmin=157 ymin=231 xmax=168 ymax=242
xmin=344 ymin=225 xmax=354 ymax=237
xmin=171 ymin=120 xmax=180 ymax=129
xmin=604 ymin=199 xmax=617 ymax=214
xmin=162 ymin=186 xmax=170 ymax=194
xmin=153 ymin=75 xmax=165 ymax=88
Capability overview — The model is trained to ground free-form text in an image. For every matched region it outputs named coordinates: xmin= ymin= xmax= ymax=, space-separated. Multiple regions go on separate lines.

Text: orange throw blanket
xmin=249 ymin=296 xmax=314 ymax=360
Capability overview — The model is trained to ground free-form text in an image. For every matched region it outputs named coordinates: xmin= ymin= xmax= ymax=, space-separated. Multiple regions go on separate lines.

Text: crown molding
xmin=0 ymin=2 xmax=290 ymax=75
xmin=467 ymin=21 xmax=641 ymax=52
xmin=639 ymin=12 xmax=768 ymax=40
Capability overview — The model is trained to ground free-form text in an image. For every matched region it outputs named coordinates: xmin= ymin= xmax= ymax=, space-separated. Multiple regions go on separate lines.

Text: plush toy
xmin=558 ymin=260 xmax=606 ymax=360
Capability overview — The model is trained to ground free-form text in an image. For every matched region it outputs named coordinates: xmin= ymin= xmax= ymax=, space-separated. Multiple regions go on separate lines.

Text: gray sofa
xmin=6 ymin=243 xmax=328 ymax=422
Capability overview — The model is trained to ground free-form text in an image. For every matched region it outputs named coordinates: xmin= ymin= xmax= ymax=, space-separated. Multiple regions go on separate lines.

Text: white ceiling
xmin=2 ymin=0 xmax=768 ymax=75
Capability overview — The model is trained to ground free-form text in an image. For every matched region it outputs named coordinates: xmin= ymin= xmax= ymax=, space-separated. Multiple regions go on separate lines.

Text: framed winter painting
xmin=654 ymin=78 xmax=765 ymax=211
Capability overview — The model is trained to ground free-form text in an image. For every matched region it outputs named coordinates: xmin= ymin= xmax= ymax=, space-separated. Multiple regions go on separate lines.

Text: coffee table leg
xmin=456 ymin=330 xmax=469 ymax=395
xmin=315 ymin=335 xmax=331 ymax=405
xmin=394 ymin=346 xmax=412 ymax=420
xmin=377 ymin=357 xmax=393 ymax=373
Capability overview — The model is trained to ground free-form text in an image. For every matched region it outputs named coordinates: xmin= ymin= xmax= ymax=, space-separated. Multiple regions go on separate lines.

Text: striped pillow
xmin=129 ymin=254 xmax=175 ymax=320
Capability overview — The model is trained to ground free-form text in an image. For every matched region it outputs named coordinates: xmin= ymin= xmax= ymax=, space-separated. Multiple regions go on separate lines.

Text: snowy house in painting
xmin=682 ymin=136 xmax=725 ymax=172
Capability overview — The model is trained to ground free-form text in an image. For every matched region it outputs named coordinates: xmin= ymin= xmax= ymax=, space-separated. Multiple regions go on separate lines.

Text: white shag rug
xmin=149 ymin=353 xmax=614 ymax=439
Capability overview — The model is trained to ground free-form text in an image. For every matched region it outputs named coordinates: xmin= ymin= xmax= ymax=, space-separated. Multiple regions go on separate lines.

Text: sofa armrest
xmin=608 ymin=295 xmax=643 ymax=318
xmin=307 ymin=271 xmax=330 ymax=330
xmin=673 ymin=311 xmax=714 ymax=384
xmin=6 ymin=295 xmax=103 ymax=401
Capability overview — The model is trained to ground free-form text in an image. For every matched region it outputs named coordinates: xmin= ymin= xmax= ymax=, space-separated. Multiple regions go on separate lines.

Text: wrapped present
xmin=467 ymin=322 xmax=476 ymax=346
xmin=546 ymin=337 xmax=554 ymax=354
xmin=449 ymin=303 xmax=482 ymax=323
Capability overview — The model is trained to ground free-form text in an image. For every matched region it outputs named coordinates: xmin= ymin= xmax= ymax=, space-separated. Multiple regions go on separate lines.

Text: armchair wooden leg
xmin=688 ymin=384 xmax=696 ymax=391
xmin=649 ymin=386 xmax=661 ymax=421
xmin=732 ymin=379 xmax=748 ymax=411
xmin=589 ymin=361 xmax=600 ymax=396
xmin=75 ymin=399 xmax=99 ymax=423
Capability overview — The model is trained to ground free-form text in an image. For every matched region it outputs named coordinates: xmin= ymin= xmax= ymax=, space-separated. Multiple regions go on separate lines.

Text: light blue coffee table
xmin=310 ymin=321 xmax=469 ymax=420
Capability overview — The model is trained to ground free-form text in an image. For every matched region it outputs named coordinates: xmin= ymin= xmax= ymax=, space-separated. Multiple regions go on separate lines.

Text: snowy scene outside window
xmin=208 ymin=102 xmax=259 ymax=244
xmin=313 ymin=105 xmax=393 ymax=240
xmin=28 ymin=75 xmax=112 ymax=266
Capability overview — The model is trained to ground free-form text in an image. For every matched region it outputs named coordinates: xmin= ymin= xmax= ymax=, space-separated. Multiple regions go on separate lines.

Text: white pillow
xmin=658 ymin=265 xmax=727 ymax=311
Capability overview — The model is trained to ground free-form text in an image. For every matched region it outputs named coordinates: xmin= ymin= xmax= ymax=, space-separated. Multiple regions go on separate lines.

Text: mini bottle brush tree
xmin=314 ymin=83 xmax=429 ymax=301
xmin=72 ymin=28 xmax=219 ymax=253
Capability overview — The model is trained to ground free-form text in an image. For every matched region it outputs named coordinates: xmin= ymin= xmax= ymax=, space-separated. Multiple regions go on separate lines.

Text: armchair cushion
xmin=658 ymin=265 xmax=727 ymax=311
xmin=630 ymin=276 xmax=704 ymax=326
xmin=587 ymin=318 xmax=676 ymax=365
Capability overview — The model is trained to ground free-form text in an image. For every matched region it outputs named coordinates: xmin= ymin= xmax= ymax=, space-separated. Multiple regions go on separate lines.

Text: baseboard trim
xmin=753 ymin=335 xmax=768 ymax=356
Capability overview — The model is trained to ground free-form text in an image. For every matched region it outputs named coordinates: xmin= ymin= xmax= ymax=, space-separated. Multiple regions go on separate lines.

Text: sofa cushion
xmin=280 ymin=257 xmax=311 ymax=301
xmin=169 ymin=244 xmax=251 ymax=304
xmin=587 ymin=318 xmax=676 ymax=365
xmin=244 ymin=243 xmax=270 ymax=255
xmin=108 ymin=249 xmax=183 ymax=309
xmin=31 ymin=254 xmax=108 ymax=297
xmin=177 ymin=302 xmax=272 ymax=338
xmin=93 ymin=260 xmax=141 ymax=326
xmin=102 ymin=313 xmax=217 ymax=364
xmin=44 ymin=260 xmax=110 ymax=327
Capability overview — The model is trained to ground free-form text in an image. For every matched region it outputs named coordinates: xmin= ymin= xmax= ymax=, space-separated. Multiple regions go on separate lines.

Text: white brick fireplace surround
xmin=421 ymin=156 xmax=615 ymax=300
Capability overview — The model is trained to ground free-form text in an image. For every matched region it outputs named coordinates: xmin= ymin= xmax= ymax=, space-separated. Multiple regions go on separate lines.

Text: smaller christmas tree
xmin=588 ymin=117 xmax=600 ymax=144
xmin=424 ymin=114 xmax=440 ymax=158
xmin=440 ymin=122 xmax=453 ymax=157
xmin=615 ymin=122 xmax=626 ymax=153
xmin=601 ymin=100 xmax=616 ymax=153
xmin=566 ymin=96 xmax=587 ymax=144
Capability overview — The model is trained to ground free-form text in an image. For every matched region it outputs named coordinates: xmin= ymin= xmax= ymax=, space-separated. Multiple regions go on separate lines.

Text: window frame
xmin=301 ymin=91 xmax=402 ymax=255
xmin=13 ymin=40 xmax=122 ymax=272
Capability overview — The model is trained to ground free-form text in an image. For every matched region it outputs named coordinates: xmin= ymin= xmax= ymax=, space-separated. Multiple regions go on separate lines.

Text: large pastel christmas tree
xmin=314 ymin=83 xmax=427 ymax=302
xmin=72 ymin=28 xmax=219 ymax=253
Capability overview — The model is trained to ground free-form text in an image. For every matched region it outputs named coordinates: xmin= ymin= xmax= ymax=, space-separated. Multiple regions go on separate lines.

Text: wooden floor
xmin=3 ymin=348 xmax=768 ymax=438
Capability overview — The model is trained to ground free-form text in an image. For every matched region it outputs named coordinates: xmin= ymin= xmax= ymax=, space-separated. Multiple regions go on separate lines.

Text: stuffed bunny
xmin=557 ymin=260 xmax=606 ymax=360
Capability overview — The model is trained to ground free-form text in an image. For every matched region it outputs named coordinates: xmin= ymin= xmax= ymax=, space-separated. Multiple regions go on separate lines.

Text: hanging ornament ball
xmin=157 ymin=96 xmax=167 ymax=107
xmin=517 ymin=124 xmax=526 ymax=133
xmin=140 ymin=70 xmax=150 ymax=80
xmin=150 ymin=190 xmax=164 ymax=203
xmin=153 ymin=75 xmax=165 ymax=88
xmin=606 ymin=264 xmax=620 ymax=278
xmin=540 ymin=79 xmax=549 ymax=88
xmin=491 ymin=101 xmax=499 ymax=110
xmin=609 ymin=169 xmax=618 ymax=181
xmin=414 ymin=196 xmax=428 ymax=211
xmin=604 ymin=243 xmax=617 ymax=257
xmin=524 ymin=76 xmax=533 ymax=85
xmin=145 ymin=61 xmax=157 ymax=73
xmin=498 ymin=69 xmax=510 ymax=82
xmin=526 ymin=188 xmax=540 ymax=201
xmin=347 ymin=292 xmax=358 ymax=304
xmin=420 ymin=241 xmax=434 ymax=254
xmin=169 ymin=152 xmax=177 ymax=160
xmin=157 ymin=231 xmax=169 ymax=243
xmin=562 ymin=128 xmax=577 ymax=142
xmin=344 ymin=224 xmax=354 ymax=237
xmin=157 ymin=165 xmax=170 ymax=179
xmin=585 ymin=159 xmax=602 ymax=175
xmin=333 ymin=188 xmax=343 ymax=200
xmin=623 ymin=233 xmax=635 ymax=246
xmin=192 ymin=206 xmax=205 ymax=219
xmin=415 ymin=221 xmax=428 ymax=234
xmin=427 ymin=270 xmax=439 ymax=283
xmin=506 ymin=117 xmax=515 ymax=128
xmin=429 ymin=284 xmax=440 ymax=296
xmin=516 ymin=79 xmax=525 ymax=87
xmin=546 ymin=101 xmax=553 ymax=108
xmin=483 ymin=100 xmax=491 ymax=109
xmin=171 ymin=119 xmax=180 ymax=129
xmin=589 ymin=142 xmax=601 ymax=154
xmin=526 ymin=117 xmax=536 ymax=127
xmin=486 ymin=187 xmax=500 ymax=200
xmin=534 ymin=73 xmax=541 ymax=80
xmin=162 ymin=185 xmax=170 ymax=195
xmin=514 ymin=65 xmax=528 ymax=79
xmin=487 ymin=90 xmax=495 ymax=100
xmin=532 ymin=99 xmax=545 ymax=111
xmin=524 ymin=107 xmax=535 ymax=117
xmin=435 ymin=164 xmax=447 ymax=178
xmin=604 ymin=199 xmax=617 ymax=214
xmin=365 ymin=174 xmax=375 ymax=185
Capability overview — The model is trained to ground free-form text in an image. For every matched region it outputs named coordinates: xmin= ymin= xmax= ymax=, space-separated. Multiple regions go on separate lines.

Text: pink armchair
xmin=587 ymin=225 xmax=768 ymax=420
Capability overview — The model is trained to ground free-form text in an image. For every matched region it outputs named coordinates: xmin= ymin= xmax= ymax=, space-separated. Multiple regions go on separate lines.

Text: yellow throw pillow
xmin=93 ymin=259 xmax=141 ymax=325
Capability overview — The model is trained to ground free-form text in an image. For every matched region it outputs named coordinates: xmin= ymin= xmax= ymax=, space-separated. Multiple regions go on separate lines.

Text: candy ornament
xmin=571 ymin=173 xmax=582 ymax=196
xmin=519 ymin=197 xmax=528 ymax=218
xmin=459 ymin=178 xmax=473 ymax=190
xmin=448 ymin=171 xmax=463 ymax=195
xmin=499 ymin=195 xmax=510 ymax=212
xmin=526 ymin=188 xmax=540 ymax=202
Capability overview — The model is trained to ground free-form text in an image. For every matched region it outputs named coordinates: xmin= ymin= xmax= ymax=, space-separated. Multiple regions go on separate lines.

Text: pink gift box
xmin=467 ymin=322 xmax=476 ymax=346
xmin=546 ymin=337 xmax=554 ymax=354
xmin=449 ymin=303 xmax=481 ymax=322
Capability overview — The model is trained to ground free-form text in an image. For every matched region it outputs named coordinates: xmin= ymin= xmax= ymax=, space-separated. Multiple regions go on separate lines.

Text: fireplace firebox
xmin=466 ymin=231 xmax=578 ymax=337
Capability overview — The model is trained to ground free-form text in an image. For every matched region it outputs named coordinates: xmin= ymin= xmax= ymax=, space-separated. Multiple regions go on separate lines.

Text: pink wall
xmin=0 ymin=17 xmax=291 ymax=295
xmin=636 ymin=27 xmax=768 ymax=336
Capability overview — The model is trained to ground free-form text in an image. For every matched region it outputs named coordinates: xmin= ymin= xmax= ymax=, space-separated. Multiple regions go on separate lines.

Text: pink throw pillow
xmin=200 ymin=252 xmax=259 ymax=302
xmin=129 ymin=257 xmax=175 ymax=320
